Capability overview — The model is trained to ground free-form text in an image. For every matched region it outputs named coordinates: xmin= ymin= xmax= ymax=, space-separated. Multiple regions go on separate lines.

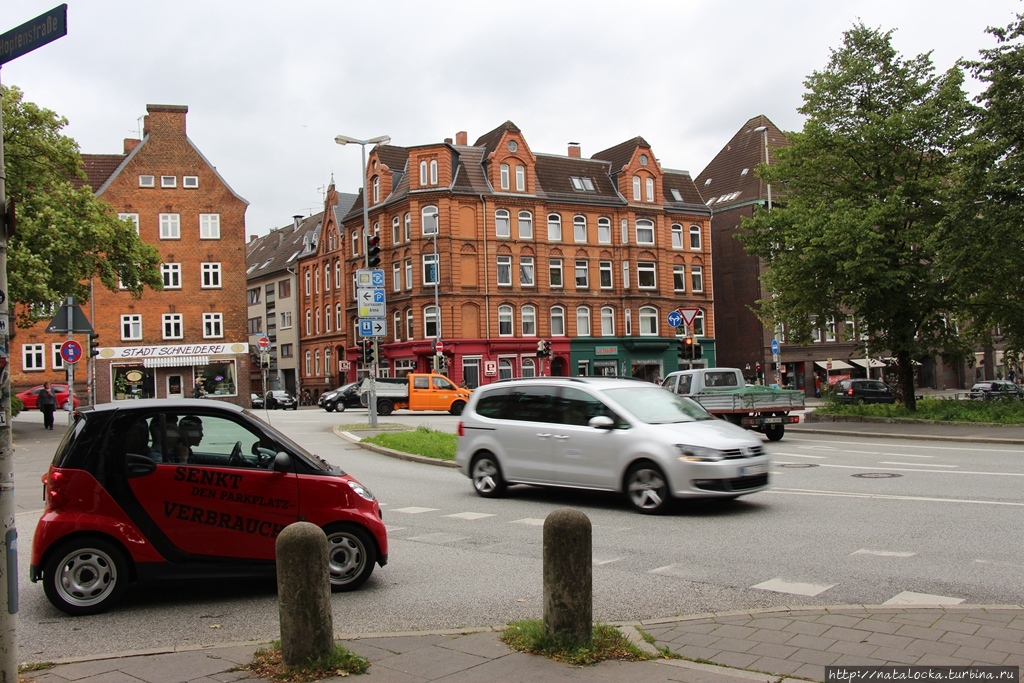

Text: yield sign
xmin=677 ymin=307 xmax=700 ymax=326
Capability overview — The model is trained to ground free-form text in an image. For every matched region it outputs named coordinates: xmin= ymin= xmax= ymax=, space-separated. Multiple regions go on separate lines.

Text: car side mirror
xmin=273 ymin=451 xmax=292 ymax=472
xmin=588 ymin=415 xmax=615 ymax=430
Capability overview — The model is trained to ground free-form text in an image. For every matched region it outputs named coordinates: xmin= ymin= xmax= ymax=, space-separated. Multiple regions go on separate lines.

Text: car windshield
xmin=603 ymin=385 xmax=715 ymax=424
xmin=242 ymin=409 xmax=336 ymax=472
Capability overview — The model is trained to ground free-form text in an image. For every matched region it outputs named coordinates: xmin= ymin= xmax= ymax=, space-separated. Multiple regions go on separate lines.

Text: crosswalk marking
xmin=883 ymin=591 xmax=963 ymax=605
xmin=444 ymin=512 xmax=496 ymax=520
xmin=593 ymin=557 xmax=624 ymax=566
xmin=510 ymin=518 xmax=546 ymax=526
xmin=405 ymin=532 xmax=468 ymax=544
xmin=390 ymin=506 xmax=440 ymax=514
xmin=851 ymin=549 xmax=917 ymax=557
xmin=752 ymin=578 xmax=835 ymax=597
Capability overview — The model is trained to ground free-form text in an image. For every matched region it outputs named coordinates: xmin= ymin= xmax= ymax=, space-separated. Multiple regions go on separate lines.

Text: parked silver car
xmin=454 ymin=377 xmax=770 ymax=513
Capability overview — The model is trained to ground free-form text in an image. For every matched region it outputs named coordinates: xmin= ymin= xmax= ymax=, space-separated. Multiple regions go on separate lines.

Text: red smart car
xmin=31 ymin=399 xmax=387 ymax=615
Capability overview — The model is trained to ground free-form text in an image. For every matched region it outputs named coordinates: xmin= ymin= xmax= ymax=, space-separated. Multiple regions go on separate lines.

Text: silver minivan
xmin=454 ymin=377 xmax=770 ymax=513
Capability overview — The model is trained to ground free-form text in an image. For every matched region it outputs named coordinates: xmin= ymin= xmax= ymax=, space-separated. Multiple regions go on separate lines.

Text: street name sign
xmin=0 ymin=4 xmax=67 ymax=65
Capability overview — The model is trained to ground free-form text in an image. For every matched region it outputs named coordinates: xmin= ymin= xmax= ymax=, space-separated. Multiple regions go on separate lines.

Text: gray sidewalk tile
xmin=820 ymin=625 xmax=875 ymax=643
xmin=747 ymin=629 xmax=796 ymax=645
xmin=893 ymin=623 xmax=945 ymax=641
xmin=785 ymin=634 xmax=837 ymax=651
xmin=434 ymin=632 xmax=510 ymax=659
xmin=791 ymin=662 xmax=828 ymax=681
xmin=746 ymin=641 xmax=799 ymax=659
xmin=745 ymin=618 xmax=794 ymax=630
xmin=864 ymin=632 xmax=915 ymax=649
xmin=950 ymin=645 xmax=1009 ymax=665
xmin=709 ymin=625 xmax=758 ymax=640
xmin=938 ymin=631 xmax=994 ymax=648
xmin=988 ymin=638 xmax=1024 ymax=655
xmin=118 ymin=651 xmax=243 ymax=683
xmin=370 ymin=647 xmax=490 ymax=681
xmin=789 ymin=648 xmax=840 ymax=666
xmin=903 ymin=638 xmax=960 ymax=657
xmin=355 ymin=634 xmax=455 ymax=655
xmin=707 ymin=636 xmax=759 ymax=654
xmin=665 ymin=631 xmax=721 ymax=648
xmin=814 ymin=615 xmax=864 ymax=628
xmin=711 ymin=651 xmax=762 ymax=670
xmin=783 ymin=621 xmax=832 ymax=637
xmin=747 ymin=655 xmax=805 ymax=676
xmin=857 ymin=617 xmax=903 ymax=634
xmin=675 ymin=645 xmax=723 ymax=661
xmin=350 ymin=665 xmax=426 ymax=682
xmin=32 ymin=658 xmax=130 ymax=680
xmin=867 ymin=646 xmax=923 ymax=665
xmin=826 ymin=640 xmax=879 ymax=658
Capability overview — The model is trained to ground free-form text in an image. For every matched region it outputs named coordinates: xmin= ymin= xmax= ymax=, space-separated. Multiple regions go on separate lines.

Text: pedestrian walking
xmin=38 ymin=382 xmax=57 ymax=430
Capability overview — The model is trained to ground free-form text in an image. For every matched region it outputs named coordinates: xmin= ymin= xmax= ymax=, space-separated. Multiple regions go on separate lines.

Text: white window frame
xmin=393 ymin=262 xmax=401 ymax=291
xmin=601 ymin=306 xmax=615 ymax=336
xmin=324 ymin=304 xmax=331 ymax=333
xmin=621 ymin=218 xmax=628 ymax=244
xmin=404 ymin=212 xmax=412 ymax=241
xmin=423 ymin=253 xmax=439 ymax=286
xmin=23 ymin=344 xmax=45 ymax=371
xmin=336 ymin=303 xmax=343 ymax=331
xmin=51 ymin=343 xmax=64 ymax=370
xmin=394 ymin=311 xmax=402 ymax=341
xmin=622 ymin=260 xmax=630 ymax=289
xmin=162 ymin=313 xmax=183 ymax=339
xmin=201 ymin=262 xmax=222 ymax=289
xmin=521 ymin=305 xmax=537 ymax=336
xmin=138 ymin=175 xmax=155 ymax=188
xmin=599 ymin=261 xmax=613 ymax=289
xmin=689 ymin=224 xmax=702 ymax=250
xmin=636 ymin=219 xmax=655 ymax=245
xmin=547 ymin=213 xmax=562 ymax=242
xmin=576 ymin=306 xmax=591 ymax=336
xmin=160 ymin=175 xmax=176 ymax=188
xmin=498 ymin=305 xmax=513 ymax=336
xmin=519 ymin=256 xmax=535 ymax=287
xmin=550 ymin=306 xmax=566 ymax=336
xmin=673 ymin=264 xmax=686 ymax=292
xmin=429 ymin=159 xmax=438 ymax=185
xmin=119 ymin=213 xmax=140 ymax=234
xmin=162 ymin=263 xmax=181 ymax=289
xmin=690 ymin=265 xmax=704 ymax=293
xmin=203 ymin=312 xmax=223 ymax=339
xmin=639 ymin=306 xmax=658 ymax=336
xmin=159 ymin=213 xmax=180 ymax=239
xmin=632 ymin=175 xmax=641 ymax=201
xmin=518 ymin=211 xmax=533 ymax=239
xmin=422 ymin=206 xmax=439 ymax=235
xmin=825 ymin=316 xmax=837 ymax=342
xmin=500 ymin=163 xmax=510 ymax=190
xmin=625 ymin=308 xmax=632 ymax=335
xmin=549 ymin=258 xmax=563 ymax=288
xmin=121 ymin=314 xmax=142 ymax=341
xmin=419 ymin=160 xmax=428 ymax=186
xmin=637 ymin=262 xmax=657 ymax=289
xmin=575 ymin=260 xmax=589 ymax=289
xmin=280 ymin=310 xmax=293 ymax=329
xmin=646 ymin=177 xmax=655 ymax=202
xmin=183 ymin=175 xmax=199 ymax=188
xmin=424 ymin=305 xmax=440 ymax=338
xmin=200 ymin=213 xmax=220 ymax=239
xmin=495 ymin=209 xmax=510 ymax=238
xmin=597 ymin=217 xmax=611 ymax=244
xmin=392 ymin=216 xmax=401 ymax=244
xmin=573 ymin=215 xmax=587 ymax=243
xmin=405 ymin=259 xmax=413 ymax=290
xmin=406 ymin=309 xmax=415 ymax=339
xmin=497 ymin=255 xmax=512 ymax=286
xmin=671 ymin=223 xmax=683 ymax=248
xmin=515 ymin=165 xmax=525 ymax=192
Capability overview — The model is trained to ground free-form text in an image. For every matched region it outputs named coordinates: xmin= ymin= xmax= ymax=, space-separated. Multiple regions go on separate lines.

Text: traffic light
xmin=260 ymin=352 xmax=271 ymax=369
xmin=544 ymin=340 xmax=551 ymax=357
xmin=368 ymin=340 xmax=378 ymax=365
xmin=692 ymin=341 xmax=702 ymax=360
xmin=367 ymin=234 xmax=381 ymax=268
xmin=89 ymin=332 xmax=100 ymax=358
xmin=679 ymin=337 xmax=694 ymax=360
xmin=536 ymin=339 xmax=547 ymax=358
xmin=359 ymin=340 xmax=371 ymax=363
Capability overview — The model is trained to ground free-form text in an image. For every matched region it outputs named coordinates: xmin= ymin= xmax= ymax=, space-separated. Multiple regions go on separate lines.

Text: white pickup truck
xmin=661 ymin=367 xmax=805 ymax=441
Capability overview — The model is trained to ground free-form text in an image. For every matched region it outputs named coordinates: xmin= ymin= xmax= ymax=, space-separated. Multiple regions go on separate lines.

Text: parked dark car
xmin=833 ymin=379 xmax=896 ymax=405
xmin=250 ymin=393 xmax=264 ymax=409
xmin=30 ymin=398 xmax=387 ymax=615
xmin=265 ymin=390 xmax=298 ymax=410
xmin=319 ymin=382 xmax=362 ymax=412
xmin=967 ymin=380 xmax=1023 ymax=400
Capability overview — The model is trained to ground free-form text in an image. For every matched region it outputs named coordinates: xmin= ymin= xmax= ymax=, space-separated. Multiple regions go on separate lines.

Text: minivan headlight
xmin=346 ymin=480 xmax=376 ymax=501
xmin=678 ymin=445 xmax=726 ymax=462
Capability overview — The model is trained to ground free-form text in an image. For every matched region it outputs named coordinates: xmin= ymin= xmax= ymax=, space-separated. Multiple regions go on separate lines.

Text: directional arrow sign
xmin=357 ymin=288 xmax=386 ymax=305
xmin=359 ymin=318 xmax=388 ymax=337
xmin=667 ymin=311 xmax=683 ymax=328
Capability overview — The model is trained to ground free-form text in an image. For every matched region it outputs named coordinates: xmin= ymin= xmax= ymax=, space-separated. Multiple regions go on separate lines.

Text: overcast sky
xmin=3 ymin=1 xmax=1019 ymax=238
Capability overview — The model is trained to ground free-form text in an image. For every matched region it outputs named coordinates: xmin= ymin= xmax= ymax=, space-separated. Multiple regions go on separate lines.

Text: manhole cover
xmin=777 ymin=463 xmax=819 ymax=468
xmin=852 ymin=472 xmax=903 ymax=479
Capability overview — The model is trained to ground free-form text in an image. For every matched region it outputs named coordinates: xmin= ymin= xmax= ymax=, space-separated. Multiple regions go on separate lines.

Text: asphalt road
xmin=11 ymin=407 xmax=1024 ymax=661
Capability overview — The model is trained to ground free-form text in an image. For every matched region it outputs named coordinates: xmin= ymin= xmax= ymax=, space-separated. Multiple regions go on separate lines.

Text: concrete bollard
xmin=276 ymin=522 xmax=334 ymax=666
xmin=543 ymin=507 xmax=592 ymax=646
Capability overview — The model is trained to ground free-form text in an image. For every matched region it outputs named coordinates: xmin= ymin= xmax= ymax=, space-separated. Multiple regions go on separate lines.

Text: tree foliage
xmin=948 ymin=13 xmax=1024 ymax=369
xmin=2 ymin=85 xmax=162 ymax=326
xmin=739 ymin=24 xmax=973 ymax=409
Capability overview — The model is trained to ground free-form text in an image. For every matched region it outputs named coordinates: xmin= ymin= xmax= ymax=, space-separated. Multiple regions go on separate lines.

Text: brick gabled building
xmin=9 ymin=104 xmax=252 ymax=405
xmin=298 ymin=121 xmax=713 ymax=389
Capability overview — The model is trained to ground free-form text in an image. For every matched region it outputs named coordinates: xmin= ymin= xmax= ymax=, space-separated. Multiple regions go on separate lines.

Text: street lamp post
xmin=430 ymin=211 xmax=440 ymax=372
xmin=335 ymin=133 xmax=390 ymax=427
xmin=754 ymin=125 xmax=780 ymax=386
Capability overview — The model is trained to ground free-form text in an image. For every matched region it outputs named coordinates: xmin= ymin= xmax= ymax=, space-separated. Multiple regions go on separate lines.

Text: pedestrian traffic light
xmin=367 ymin=234 xmax=381 ymax=268
xmin=89 ymin=332 xmax=100 ymax=358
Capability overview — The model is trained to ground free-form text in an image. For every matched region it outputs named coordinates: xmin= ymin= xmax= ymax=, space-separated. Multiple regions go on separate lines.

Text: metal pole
xmin=360 ymin=143 xmax=378 ymax=428
xmin=66 ymin=296 xmax=74 ymax=425
xmin=432 ymin=212 xmax=440 ymax=374
xmin=0 ymin=67 xmax=19 ymax=683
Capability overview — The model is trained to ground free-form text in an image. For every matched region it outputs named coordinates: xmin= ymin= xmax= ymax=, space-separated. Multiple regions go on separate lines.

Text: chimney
xmin=568 ymin=142 xmax=581 ymax=158
xmin=249 ymin=234 xmax=257 ymax=243
xmin=444 ymin=137 xmax=453 ymax=145
xmin=293 ymin=215 xmax=303 ymax=229
xmin=124 ymin=138 xmax=141 ymax=154
xmin=456 ymin=131 xmax=468 ymax=146
xmin=143 ymin=104 xmax=189 ymax=139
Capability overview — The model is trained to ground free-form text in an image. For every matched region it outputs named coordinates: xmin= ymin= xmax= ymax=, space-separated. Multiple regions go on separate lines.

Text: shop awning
xmin=143 ymin=355 xmax=210 ymax=368
xmin=850 ymin=358 xmax=887 ymax=369
xmin=815 ymin=360 xmax=854 ymax=370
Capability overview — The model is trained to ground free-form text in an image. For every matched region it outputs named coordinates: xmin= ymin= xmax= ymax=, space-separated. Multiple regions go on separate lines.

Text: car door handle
xmin=553 ymin=435 xmax=570 ymax=440
xmin=536 ymin=433 xmax=551 ymax=438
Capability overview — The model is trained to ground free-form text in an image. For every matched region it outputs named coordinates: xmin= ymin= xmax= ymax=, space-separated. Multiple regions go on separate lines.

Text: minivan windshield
xmin=603 ymin=386 xmax=715 ymax=424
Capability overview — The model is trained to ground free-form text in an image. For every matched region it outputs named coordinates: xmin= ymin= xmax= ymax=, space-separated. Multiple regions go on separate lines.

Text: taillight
xmin=457 ymin=421 xmax=464 ymax=437
xmin=847 ymin=388 xmax=854 ymax=396
xmin=43 ymin=469 xmax=69 ymax=510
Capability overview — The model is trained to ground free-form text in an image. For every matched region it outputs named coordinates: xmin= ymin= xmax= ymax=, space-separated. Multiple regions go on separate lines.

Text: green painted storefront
xmin=569 ymin=337 xmax=717 ymax=381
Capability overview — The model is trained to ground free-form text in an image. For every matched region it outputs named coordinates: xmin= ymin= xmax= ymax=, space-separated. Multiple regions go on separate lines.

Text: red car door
xmin=127 ymin=412 xmax=299 ymax=560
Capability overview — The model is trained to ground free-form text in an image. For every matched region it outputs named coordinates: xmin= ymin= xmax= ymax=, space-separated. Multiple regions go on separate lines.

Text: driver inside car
xmin=178 ymin=415 xmax=203 ymax=461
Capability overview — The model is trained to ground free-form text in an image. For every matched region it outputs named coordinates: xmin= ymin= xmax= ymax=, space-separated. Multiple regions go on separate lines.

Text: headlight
xmin=677 ymin=445 xmax=726 ymax=462
xmin=346 ymin=480 xmax=376 ymax=501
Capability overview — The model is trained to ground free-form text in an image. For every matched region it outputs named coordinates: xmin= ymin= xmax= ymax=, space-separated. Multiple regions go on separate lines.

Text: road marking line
xmin=975 ymin=559 xmax=1024 ymax=569
xmin=444 ymin=512 xmax=496 ymax=520
xmin=883 ymin=591 xmax=963 ymax=605
xmin=851 ymin=549 xmax=917 ymax=557
xmin=772 ymin=453 xmax=827 ymax=459
xmin=752 ymin=578 xmax=835 ymax=597
xmin=385 ymin=526 xmax=406 ymax=532
xmin=770 ymin=487 xmax=1024 ymax=506
xmin=511 ymin=518 xmax=546 ymax=526
xmin=879 ymin=461 xmax=958 ymax=468
xmin=818 ymin=463 xmax=1022 ymax=477
xmin=786 ymin=436 xmax=1021 ymax=454
xmin=390 ymin=506 xmax=440 ymax=514
xmin=405 ymin=533 xmax=468 ymax=544
xmin=594 ymin=557 xmax=624 ymax=566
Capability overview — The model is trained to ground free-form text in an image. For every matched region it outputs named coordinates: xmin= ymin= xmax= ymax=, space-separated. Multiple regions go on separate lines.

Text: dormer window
xmin=670 ymin=189 xmax=683 ymax=201
xmin=570 ymin=176 xmax=595 ymax=192
xmin=515 ymin=165 xmax=525 ymax=192
xmin=500 ymin=164 xmax=510 ymax=190
xmin=430 ymin=159 xmax=438 ymax=185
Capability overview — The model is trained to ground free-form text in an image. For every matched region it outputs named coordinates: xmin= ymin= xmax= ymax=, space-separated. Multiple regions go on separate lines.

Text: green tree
xmin=949 ymin=13 xmax=1024 ymax=370
xmin=740 ymin=24 xmax=973 ymax=409
xmin=2 ymin=85 xmax=162 ymax=326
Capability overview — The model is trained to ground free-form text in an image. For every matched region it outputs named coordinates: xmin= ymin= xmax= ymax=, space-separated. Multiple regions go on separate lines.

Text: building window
xmin=280 ymin=343 xmax=293 ymax=358
xmin=305 ymin=310 xmax=311 ymax=335
xmin=639 ymin=306 xmax=658 ymax=336
xmin=423 ymin=253 xmax=439 ymax=285
xmin=691 ymin=311 xmax=706 ymax=337
xmin=825 ymin=316 xmax=837 ymax=342
xmin=632 ymin=175 xmax=641 ymax=201
xmin=138 ymin=175 xmax=155 ymax=188
xmin=573 ymin=215 xmax=587 ymax=243
xmin=646 ymin=177 xmax=655 ymax=202
xmin=419 ymin=160 xmax=428 ymax=186
xmin=621 ymin=218 xmax=628 ymax=243
xmin=315 ymin=308 xmax=321 ymax=334
xmin=404 ymin=259 xmax=413 ymax=289
xmin=497 ymin=255 xmax=512 ymax=286
xmin=625 ymin=308 xmax=632 ymax=335
xmin=406 ymin=309 xmax=414 ymax=339
xmin=119 ymin=213 xmax=140 ymax=233
xmin=161 ymin=175 xmax=176 ymax=188
xmin=671 ymin=224 xmax=683 ymax=248
xmin=315 ymin=350 xmax=321 ymax=376
xmin=521 ymin=305 xmax=536 ymax=336
xmin=393 ymin=262 xmax=401 ymax=291
xmin=673 ymin=265 xmax=686 ymax=292
xmin=499 ymin=358 xmax=513 ymax=380
xmin=324 ymin=263 xmax=331 ymax=290
xmin=638 ymin=262 xmax=657 ymax=289
xmin=550 ymin=306 xmax=565 ymax=336
xmin=336 ymin=303 xmax=342 ymax=330
xmin=248 ymin=287 xmax=261 ymax=305
xmin=23 ymin=344 xmax=45 ymax=370
xmin=305 ymin=351 xmax=312 ymax=376
xmin=519 ymin=256 xmax=535 ymax=287
xmin=201 ymin=262 xmax=222 ymax=288
xmin=576 ymin=306 xmax=591 ymax=336
xmin=51 ymin=343 xmax=64 ymax=370
xmin=601 ymin=307 xmax=615 ymax=336
xmin=549 ymin=259 xmax=563 ymax=288
xmin=203 ymin=313 xmax=223 ymax=338
xmin=597 ymin=217 xmax=611 ymax=244
xmin=622 ymin=260 xmax=630 ymax=289
xmin=280 ymin=310 xmax=293 ymax=329
xmin=547 ymin=213 xmax=562 ymax=242
xmin=599 ymin=261 xmax=613 ymax=289
xmin=163 ymin=263 xmax=181 ymax=289
xmin=689 ymin=225 xmax=702 ymax=250
xmin=636 ymin=219 xmax=654 ymax=245
xmin=183 ymin=175 xmax=199 ymax=188
xmin=574 ymin=260 xmax=589 ymax=289
xmin=518 ymin=211 xmax=533 ymax=239
xmin=324 ymin=305 xmax=331 ymax=333
xmin=495 ymin=209 xmax=510 ymax=238
xmin=200 ymin=214 xmax=220 ymax=239
xmin=515 ymin=165 xmax=525 ymax=192
xmin=372 ymin=176 xmax=380 ymax=203
xmin=500 ymin=163 xmax=510 ymax=190
xmin=334 ymin=261 xmax=341 ymax=289
xmin=422 ymin=205 xmax=438 ymax=235
xmin=314 ymin=265 xmax=320 ymax=294
xmin=690 ymin=265 xmax=704 ymax=293
xmin=352 ymin=230 xmax=359 ymax=257
xmin=424 ymin=305 xmax=439 ymax=338
xmin=304 ymin=270 xmax=311 ymax=295
xmin=163 ymin=313 xmax=183 ymax=339
xmin=394 ymin=311 xmax=402 ymax=341
xmin=522 ymin=358 xmax=536 ymax=378
xmin=279 ymin=279 xmax=291 ymax=298
xmin=159 ymin=213 xmax=180 ymax=239
xmin=430 ymin=159 xmax=438 ymax=185
xmin=121 ymin=314 xmax=142 ymax=340
xmin=498 ymin=305 xmax=513 ymax=336
xmin=404 ymin=212 xmax=411 ymax=241
xmin=392 ymin=216 xmax=400 ymax=244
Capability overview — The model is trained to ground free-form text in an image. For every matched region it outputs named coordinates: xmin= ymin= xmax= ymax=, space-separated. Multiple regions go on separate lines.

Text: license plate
xmin=762 ymin=417 xmax=783 ymax=424
xmin=740 ymin=464 xmax=768 ymax=477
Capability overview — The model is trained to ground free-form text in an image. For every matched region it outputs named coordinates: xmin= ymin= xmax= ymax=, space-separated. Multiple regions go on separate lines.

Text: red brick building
xmin=298 ymin=121 xmax=713 ymax=391
xmin=11 ymin=105 xmax=252 ymax=405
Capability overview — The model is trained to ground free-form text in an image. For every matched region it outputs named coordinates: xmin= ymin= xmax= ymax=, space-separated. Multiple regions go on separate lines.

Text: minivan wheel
xmin=625 ymin=463 xmax=671 ymax=514
xmin=43 ymin=537 xmax=129 ymax=616
xmin=471 ymin=454 xmax=506 ymax=498
xmin=449 ymin=401 xmax=465 ymax=416
xmin=324 ymin=523 xmax=377 ymax=591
